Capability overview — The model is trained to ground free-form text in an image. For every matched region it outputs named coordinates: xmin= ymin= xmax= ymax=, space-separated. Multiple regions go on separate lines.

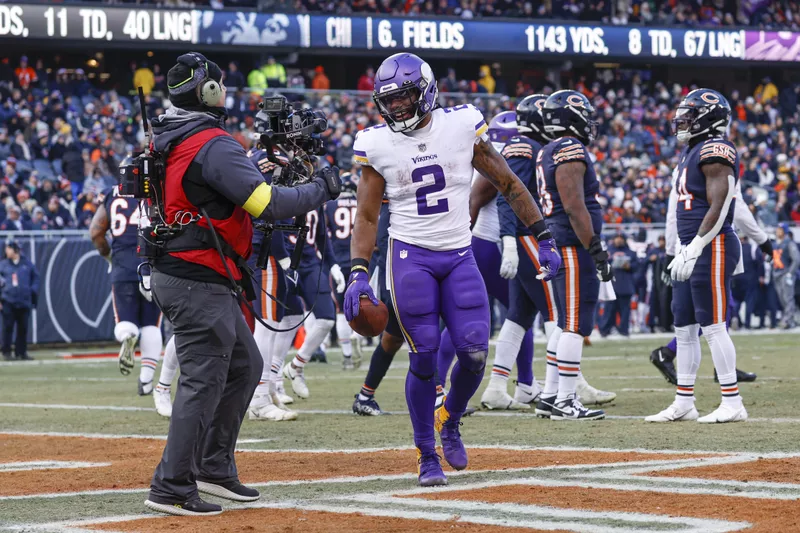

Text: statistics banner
xmin=1 ymin=3 xmax=799 ymax=62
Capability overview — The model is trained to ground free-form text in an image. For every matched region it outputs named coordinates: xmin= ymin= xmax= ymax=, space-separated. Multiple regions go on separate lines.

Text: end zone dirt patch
xmin=0 ymin=434 xmax=705 ymax=496
xmin=412 ymin=485 xmax=800 ymax=533
xmin=86 ymin=508 xmax=565 ymax=533
xmin=645 ymin=456 xmax=800 ymax=484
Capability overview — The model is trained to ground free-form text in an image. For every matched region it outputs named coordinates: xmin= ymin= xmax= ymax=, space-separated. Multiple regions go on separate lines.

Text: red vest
xmin=164 ymin=128 xmax=253 ymax=280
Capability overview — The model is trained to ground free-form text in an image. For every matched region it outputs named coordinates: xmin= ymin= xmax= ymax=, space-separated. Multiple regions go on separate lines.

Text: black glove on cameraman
xmin=315 ymin=165 xmax=342 ymax=200
xmin=589 ymin=235 xmax=614 ymax=282
xmin=759 ymin=239 xmax=774 ymax=262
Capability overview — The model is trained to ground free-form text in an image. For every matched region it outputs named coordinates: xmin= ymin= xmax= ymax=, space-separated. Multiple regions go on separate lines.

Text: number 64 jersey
xmin=353 ymin=104 xmax=489 ymax=251
xmin=100 ymin=187 xmax=145 ymax=284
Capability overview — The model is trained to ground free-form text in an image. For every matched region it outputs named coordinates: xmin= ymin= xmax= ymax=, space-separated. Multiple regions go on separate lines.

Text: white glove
xmin=669 ymin=236 xmax=704 ymax=282
xmin=278 ymin=257 xmax=291 ymax=271
xmin=139 ymin=275 xmax=153 ymax=302
xmin=499 ymin=236 xmax=519 ymax=280
xmin=330 ymin=263 xmax=346 ymax=293
xmin=787 ymin=276 xmax=795 ymax=288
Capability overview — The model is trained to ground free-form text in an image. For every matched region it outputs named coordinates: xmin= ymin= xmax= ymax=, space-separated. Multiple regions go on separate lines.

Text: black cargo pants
xmin=148 ymin=271 xmax=263 ymax=503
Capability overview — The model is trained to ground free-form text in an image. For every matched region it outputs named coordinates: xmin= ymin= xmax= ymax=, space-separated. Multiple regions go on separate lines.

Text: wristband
xmin=351 ymin=258 xmax=369 ymax=275
xmin=528 ymin=219 xmax=552 ymax=242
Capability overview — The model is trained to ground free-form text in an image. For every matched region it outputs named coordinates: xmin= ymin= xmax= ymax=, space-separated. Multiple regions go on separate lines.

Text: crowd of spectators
xmin=2 ymin=53 xmax=800 ymax=234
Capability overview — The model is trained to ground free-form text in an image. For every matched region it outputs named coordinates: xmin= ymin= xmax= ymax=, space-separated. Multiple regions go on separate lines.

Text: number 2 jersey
xmin=537 ymin=137 xmax=603 ymax=246
xmin=675 ymin=137 xmax=739 ymax=246
xmin=353 ymin=104 xmax=489 ymax=251
xmin=100 ymin=187 xmax=144 ymax=284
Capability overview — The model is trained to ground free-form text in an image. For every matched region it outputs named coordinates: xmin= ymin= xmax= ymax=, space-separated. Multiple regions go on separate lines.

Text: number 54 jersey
xmin=100 ymin=187 xmax=145 ymax=284
xmin=353 ymin=104 xmax=489 ymax=251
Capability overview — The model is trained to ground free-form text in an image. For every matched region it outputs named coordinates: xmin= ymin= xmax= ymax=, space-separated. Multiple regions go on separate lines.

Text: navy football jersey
xmin=537 ymin=137 xmax=603 ymax=246
xmin=325 ymin=192 xmax=357 ymax=268
xmin=286 ymin=206 xmax=337 ymax=271
xmin=101 ymin=187 xmax=144 ymax=283
xmin=675 ymin=137 xmax=739 ymax=246
xmin=497 ymin=135 xmax=542 ymax=237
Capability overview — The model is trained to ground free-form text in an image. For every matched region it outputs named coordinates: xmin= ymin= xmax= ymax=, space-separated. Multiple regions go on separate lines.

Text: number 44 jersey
xmin=353 ymin=104 xmax=489 ymax=251
xmin=100 ymin=187 xmax=146 ymax=283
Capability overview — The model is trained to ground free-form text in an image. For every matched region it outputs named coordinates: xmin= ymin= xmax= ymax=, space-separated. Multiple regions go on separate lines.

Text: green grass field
xmin=1 ymin=332 xmax=799 ymax=532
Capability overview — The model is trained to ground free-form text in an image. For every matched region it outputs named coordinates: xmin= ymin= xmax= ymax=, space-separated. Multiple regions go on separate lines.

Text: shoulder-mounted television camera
xmin=254 ymin=95 xmax=328 ymax=187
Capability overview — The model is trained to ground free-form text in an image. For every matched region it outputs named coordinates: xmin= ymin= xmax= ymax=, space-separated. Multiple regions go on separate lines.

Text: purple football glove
xmin=536 ymin=238 xmax=561 ymax=282
xmin=343 ymin=270 xmax=379 ymax=322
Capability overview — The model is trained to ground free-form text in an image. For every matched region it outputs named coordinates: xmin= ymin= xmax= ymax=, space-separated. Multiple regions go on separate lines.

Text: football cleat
xmin=144 ymin=497 xmax=222 ymax=516
xmin=153 ymin=386 xmax=172 ymax=418
xmin=650 ymin=346 xmax=677 ymax=385
xmin=644 ymin=402 xmax=699 ymax=423
xmin=352 ymin=394 xmax=387 ymax=416
xmin=350 ymin=334 xmax=363 ymax=369
xmin=576 ymin=375 xmax=616 ymax=405
xmin=342 ymin=356 xmax=355 ymax=371
xmin=417 ymin=449 xmax=448 ymax=487
xmin=434 ymin=401 xmax=468 ymax=470
xmin=282 ymin=364 xmax=309 ymax=399
xmin=550 ymin=395 xmax=605 ymax=421
xmin=309 ymin=347 xmax=327 ymax=363
xmin=534 ymin=395 xmax=556 ymax=418
xmin=275 ymin=380 xmax=294 ymax=405
xmin=480 ymin=385 xmax=530 ymax=410
xmin=714 ymin=368 xmax=757 ymax=383
xmin=118 ymin=334 xmax=137 ymax=376
xmin=513 ymin=381 xmax=543 ymax=406
xmin=138 ymin=379 xmax=153 ymax=396
xmin=698 ymin=403 xmax=748 ymax=423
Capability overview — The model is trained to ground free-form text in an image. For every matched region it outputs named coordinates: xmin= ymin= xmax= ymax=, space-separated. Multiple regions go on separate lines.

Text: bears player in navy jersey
xmin=325 ymin=169 xmax=363 ymax=370
xmin=282 ymin=171 xmax=347 ymax=399
xmin=90 ymin=187 xmax=163 ymax=396
xmin=245 ymin=145 xmax=301 ymax=421
xmin=647 ymin=89 xmax=747 ymax=424
xmin=535 ymin=90 xmax=612 ymax=421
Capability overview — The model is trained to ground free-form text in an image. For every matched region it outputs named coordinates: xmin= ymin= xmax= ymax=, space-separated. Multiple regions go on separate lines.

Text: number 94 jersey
xmin=353 ymin=104 xmax=489 ymax=251
xmin=675 ymin=137 xmax=739 ymax=246
xmin=100 ymin=187 xmax=144 ymax=283
xmin=537 ymin=137 xmax=603 ymax=247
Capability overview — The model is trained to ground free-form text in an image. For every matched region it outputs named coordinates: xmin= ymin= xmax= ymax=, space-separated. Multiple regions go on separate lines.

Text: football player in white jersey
xmin=343 ymin=53 xmax=561 ymax=486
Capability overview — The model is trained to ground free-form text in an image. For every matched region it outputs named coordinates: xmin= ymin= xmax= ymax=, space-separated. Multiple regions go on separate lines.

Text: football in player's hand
xmin=349 ymin=296 xmax=389 ymax=337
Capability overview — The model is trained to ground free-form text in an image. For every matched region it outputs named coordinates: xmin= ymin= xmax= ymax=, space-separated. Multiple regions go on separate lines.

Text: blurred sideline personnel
xmin=325 ymin=170 xmax=363 ymax=370
xmin=773 ymin=223 xmax=799 ymax=329
xmin=344 ymin=53 xmax=560 ymax=486
xmin=0 ymin=240 xmax=38 ymax=361
xmin=647 ymin=89 xmax=746 ymax=424
xmin=143 ymin=53 xmax=339 ymax=516
xmin=649 ymin=149 xmax=773 ymax=385
xmin=90 ymin=187 xmax=163 ymax=394
xmin=532 ymin=90 xmax=613 ymax=421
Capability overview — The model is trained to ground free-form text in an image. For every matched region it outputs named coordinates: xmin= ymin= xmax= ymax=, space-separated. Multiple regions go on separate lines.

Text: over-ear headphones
xmin=173 ymin=53 xmax=224 ymax=108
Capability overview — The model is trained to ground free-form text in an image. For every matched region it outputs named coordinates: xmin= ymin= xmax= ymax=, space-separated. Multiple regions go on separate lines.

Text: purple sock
xmin=405 ymin=357 xmax=437 ymax=453
xmin=437 ymin=328 xmax=457 ymax=388
xmin=667 ymin=337 xmax=678 ymax=353
xmin=445 ymin=352 xmax=486 ymax=421
xmin=515 ymin=328 xmax=534 ymax=387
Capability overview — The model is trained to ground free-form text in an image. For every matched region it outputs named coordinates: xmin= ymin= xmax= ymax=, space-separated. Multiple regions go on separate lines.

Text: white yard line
xmin=0 ymin=403 xmax=154 ymax=412
xmin=0 ymin=461 xmax=111 ymax=473
xmin=0 ymin=430 xmax=166 ymax=440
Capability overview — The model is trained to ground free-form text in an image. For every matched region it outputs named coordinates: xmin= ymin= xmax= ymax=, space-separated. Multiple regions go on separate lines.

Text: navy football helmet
xmin=516 ymin=94 xmax=551 ymax=145
xmin=542 ymin=90 xmax=597 ymax=144
xmin=672 ymin=88 xmax=731 ymax=143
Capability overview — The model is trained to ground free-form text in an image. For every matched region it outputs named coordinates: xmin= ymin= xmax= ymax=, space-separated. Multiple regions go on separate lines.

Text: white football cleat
xmin=698 ymin=403 xmax=748 ymax=423
xmin=282 ymin=364 xmax=309 ymax=399
xmin=153 ymin=386 xmax=173 ymax=418
xmin=249 ymin=394 xmax=298 ymax=421
xmin=275 ymin=379 xmax=294 ymax=404
xmin=513 ymin=381 xmax=543 ymax=406
xmin=481 ymin=385 xmax=531 ymax=410
xmin=576 ymin=375 xmax=617 ymax=405
xmin=118 ymin=334 xmax=137 ymax=376
xmin=645 ymin=402 xmax=699 ymax=423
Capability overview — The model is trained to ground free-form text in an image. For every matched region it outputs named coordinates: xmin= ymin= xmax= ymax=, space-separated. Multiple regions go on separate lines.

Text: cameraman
xmin=144 ymin=52 xmax=340 ymax=517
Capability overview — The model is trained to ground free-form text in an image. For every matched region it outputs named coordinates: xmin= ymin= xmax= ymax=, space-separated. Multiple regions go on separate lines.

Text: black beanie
xmin=167 ymin=52 xmax=223 ymax=109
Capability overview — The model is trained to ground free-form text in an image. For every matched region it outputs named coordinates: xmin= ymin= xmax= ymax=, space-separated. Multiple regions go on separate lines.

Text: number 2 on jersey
xmin=109 ymin=198 xmax=140 ymax=237
xmin=412 ymin=164 xmax=449 ymax=216
xmin=677 ymin=168 xmax=694 ymax=210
